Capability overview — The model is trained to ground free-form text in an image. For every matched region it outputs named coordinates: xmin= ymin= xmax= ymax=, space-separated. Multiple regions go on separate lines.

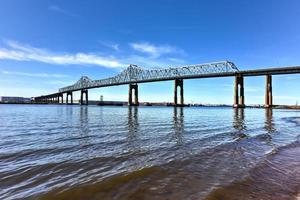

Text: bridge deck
xmin=34 ymin=63 xmax=300 ymax=99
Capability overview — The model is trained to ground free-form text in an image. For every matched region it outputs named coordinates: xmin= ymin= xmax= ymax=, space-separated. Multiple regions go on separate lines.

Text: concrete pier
xmin=59 ymin=94 xmax=63 ymax=104
xmin=66 ymin=92 xmax=73 ymax=105
xmin=265 ymin=75 xmax=273 ymax=108
xmin=174 ymin=79 xmax=184 ymax=106
xmin=128 ymin=84 xmax=139 ymax=106
xmin=80 ymin=89 xmax=88 ymax=105
xmin=234 ymin=75 xmax=245 ymax=108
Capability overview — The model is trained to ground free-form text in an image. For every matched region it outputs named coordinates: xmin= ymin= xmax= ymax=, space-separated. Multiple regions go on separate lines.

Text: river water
xmin=1 ymin=104 xmax=300 ymax=200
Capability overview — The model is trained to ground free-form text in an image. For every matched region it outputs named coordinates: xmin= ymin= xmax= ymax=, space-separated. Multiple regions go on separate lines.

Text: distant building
xmin=0 ymin=96 xmax=32 ymax=103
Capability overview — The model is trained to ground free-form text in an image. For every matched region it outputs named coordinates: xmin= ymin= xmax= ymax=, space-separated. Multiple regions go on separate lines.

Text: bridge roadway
xmin=34 ymin=61 xmax=300 ymax=107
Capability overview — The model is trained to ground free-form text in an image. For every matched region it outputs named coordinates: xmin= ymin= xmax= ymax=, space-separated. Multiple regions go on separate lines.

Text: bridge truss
xmin=59 ymin=61 xmax=238 ymax=93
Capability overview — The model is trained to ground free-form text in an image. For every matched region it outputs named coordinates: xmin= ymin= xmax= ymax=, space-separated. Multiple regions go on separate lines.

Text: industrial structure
xmin=0 ymin=96 xmax=32 ymax=103
xmin=34 ymin=61 xmax=300 ymax=107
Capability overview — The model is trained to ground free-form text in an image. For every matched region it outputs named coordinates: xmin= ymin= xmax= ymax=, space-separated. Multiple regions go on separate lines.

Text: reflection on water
xmin=232 ymin=108 xmax=247 ymax=140
xmin=233 ymin=108 xmax=246 ymax=131
xmin=0 ymin=105 xmax=300 ymax=200
xmin=128 ymin=106 xmax=139 ymax=135
xmin=173 ymin=107 xmax=184 ymax=145
xmin=265 ymin=108 xmax=276 ymax=133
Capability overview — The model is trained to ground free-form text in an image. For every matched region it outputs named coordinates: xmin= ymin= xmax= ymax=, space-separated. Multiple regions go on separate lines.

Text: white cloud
xmin=48 ymin=5 xmax=78 ymax=18
xmin=167 ymin=57 xmax=185 ymax=63
xmin=121 ymin=55 xmax=185 ymax=68
xmin=1 ymin=70 xmax=69 ymax=78
xmin=111 ymin=44 xmax=120 ymax=51
xmin=0 ymin=40 xmax=187 ymax=70
xmin=129 ymin=42 xmax=184 ymax=57
xmin=48 ymin=80 xmax=74 ymax=85
xmin=0 ymin=40 xmax=124 ymax=68
xmin=99 ymin=41 xmax=120 ymax=51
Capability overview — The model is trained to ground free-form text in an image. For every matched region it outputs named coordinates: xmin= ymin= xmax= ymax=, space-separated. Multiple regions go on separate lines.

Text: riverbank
xmin=2 ymin=101 xmax=300 ymax=110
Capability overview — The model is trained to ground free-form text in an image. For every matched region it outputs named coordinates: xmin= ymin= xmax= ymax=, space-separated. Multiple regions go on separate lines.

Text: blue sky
xmin=1 ymin=0 xmax=300 ymax=105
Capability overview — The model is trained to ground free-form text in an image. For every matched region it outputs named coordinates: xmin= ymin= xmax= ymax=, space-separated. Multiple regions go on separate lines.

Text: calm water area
xmin=1 ymin=104 xmax=300 ymax=200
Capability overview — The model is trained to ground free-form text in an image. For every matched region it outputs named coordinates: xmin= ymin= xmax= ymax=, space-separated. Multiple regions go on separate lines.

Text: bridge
xmin=34 ymin=61 xmax=300 ymax=107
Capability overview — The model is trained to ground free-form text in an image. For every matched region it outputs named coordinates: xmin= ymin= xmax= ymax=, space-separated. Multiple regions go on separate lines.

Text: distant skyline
xmin=1 ymin=0 xmax=300 ymax=105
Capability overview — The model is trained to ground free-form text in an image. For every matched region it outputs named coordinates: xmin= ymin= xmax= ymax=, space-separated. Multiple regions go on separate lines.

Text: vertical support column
xmin=66 ymin=94 xmax=69 ymax=104
xmin=134 ymin=85 xmax=139 ymax=106
xmin=128 ymin=84 xmax=133 ymax=106
xmin=174 ymin=81 xmax=178 ymax=105
xmin=174 ymin=79 xmax=184 ymax=107
xmin=85 ymin=90 xmax=88 ymax=105
xmin=66 ymin=92 xmax=73 ymax=105
xmin=128 ymin=84 xmax=138 ymax=106
xmin=71 ymin=92 xmax=73 ymax=105
xmin=233 ymin=75 xmax=245 ymax=108
xmin=60 ymin=94 xmax=64 ymax=104
xmin=239 ymin=75 xmax=245 ymax=106
xmin=269 ymin=75 xmax=272 ymax=106
xmin=265 ymin=75 xmax=273 ymax=108
xmin=234 ymin=76 xmax=239 ymax=106
xmin=80 ymin=89 xmax=88 ymax=105
xmin=180 ymin=80 xmax=184 ymax=106
xmin=80 ymin=90 xmax=83 ymax=105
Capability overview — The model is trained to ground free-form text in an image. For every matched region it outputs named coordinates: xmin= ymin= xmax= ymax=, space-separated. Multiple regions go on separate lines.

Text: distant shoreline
xmin=1 ymin=102 xmax=300 ymax=109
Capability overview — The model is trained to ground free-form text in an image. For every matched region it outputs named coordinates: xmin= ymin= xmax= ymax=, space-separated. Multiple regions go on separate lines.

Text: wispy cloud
xmin=99 ymin=41 xmax=120 ymax=51
xmin=0 ymin=40 xmax=124 ymax=68
xmin=1 ymin=70 xmax=69 ymax=78
xmin=129 ymin=42 xmax=184 ymax=58
xmin=48 ymin=80 xmax=74 ymax=85
xmin=0 ymin=40 xmax=187 ymax=69
xmin=48 ymin=5 xmax=78 ymax=18
xmin=121 ymin=55 xmax=186 ymax=68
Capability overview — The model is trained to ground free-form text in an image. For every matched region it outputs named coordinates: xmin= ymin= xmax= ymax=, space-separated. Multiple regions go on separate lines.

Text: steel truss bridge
xmin=59 ymin=61 xmax=238 ymax=93
xmin=34 ymin=60 xmax=300 ymax=107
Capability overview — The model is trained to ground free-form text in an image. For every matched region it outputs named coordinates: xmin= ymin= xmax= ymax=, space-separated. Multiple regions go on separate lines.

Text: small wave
xmin=204 ymin=141 xmax=300 ymax=200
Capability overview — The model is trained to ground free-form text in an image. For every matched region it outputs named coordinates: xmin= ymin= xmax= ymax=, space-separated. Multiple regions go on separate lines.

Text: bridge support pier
xmin=174 ymin=79 xmax=184 ymax=107
xmin=128 ymin=84 xmax=139 ymax=106
xmin=265 ymin=75 xmax=273 ymax=108
xmin=234 ymin=75 xmax=245 ymax=108
xmin=66 ymin=92 xmax=73 ymax=105
xmin=59 ymin=94 xmax=63 ymax=104
xmin=80 ymin=89 xmax=88 ymax=105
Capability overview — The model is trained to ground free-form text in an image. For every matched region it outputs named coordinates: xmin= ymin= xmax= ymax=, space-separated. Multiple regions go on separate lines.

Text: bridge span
xmin=34 ymin=61 xmax=300 ymax=107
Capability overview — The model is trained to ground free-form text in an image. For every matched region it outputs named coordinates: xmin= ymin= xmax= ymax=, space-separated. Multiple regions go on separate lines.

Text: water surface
xmin=0 ymin=105 xmax=300 ymax=199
